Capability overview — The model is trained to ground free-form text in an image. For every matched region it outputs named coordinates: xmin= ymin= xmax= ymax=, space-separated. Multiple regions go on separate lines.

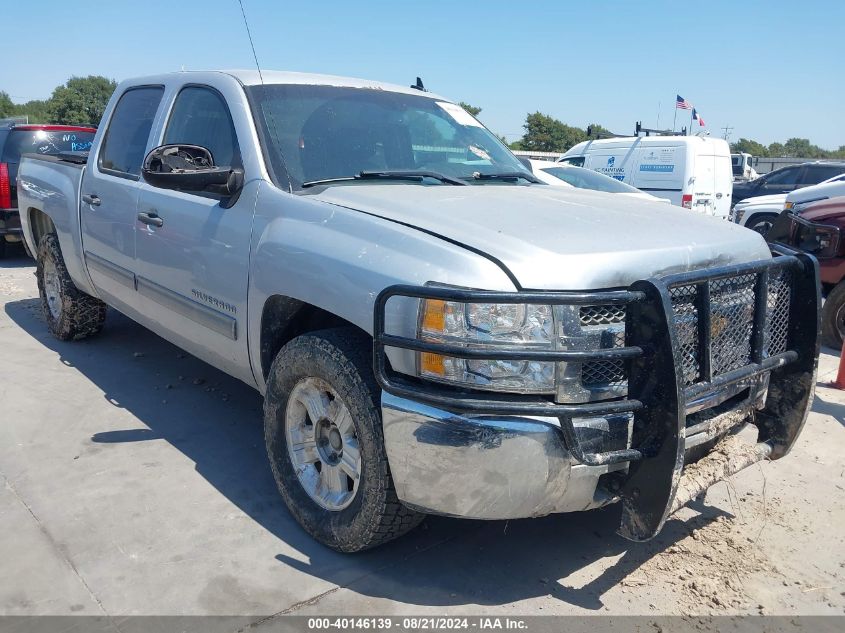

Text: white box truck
xmin=559 ymin=135 xmax=734 ymax=219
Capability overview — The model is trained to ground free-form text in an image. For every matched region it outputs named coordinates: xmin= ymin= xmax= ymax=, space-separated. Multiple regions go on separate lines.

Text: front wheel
xmin=263 ymin=327 xmax=424 ymax=552
xmin=821 ymin=282 xmax=845 ymax=349
xmin=745 ymin=213 xmax=777 ymax=236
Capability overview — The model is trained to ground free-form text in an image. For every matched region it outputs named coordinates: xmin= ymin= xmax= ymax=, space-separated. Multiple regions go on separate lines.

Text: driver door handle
xmin=82 ymin=194 xmax=101 ymax=206
xmin=137 ymin=211 xmax=164 ymax=227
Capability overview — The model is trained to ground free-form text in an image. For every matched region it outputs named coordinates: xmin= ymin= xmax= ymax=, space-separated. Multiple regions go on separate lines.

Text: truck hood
xmin=735 ymin=193 xmax=787 ymax=209
xmin=312 ymin=184 xmax=771 ymax=289
xmin=788 ymin=181 xmax=845 ymax=205
xmin=801 ymin=198 xmax=845 ymax=224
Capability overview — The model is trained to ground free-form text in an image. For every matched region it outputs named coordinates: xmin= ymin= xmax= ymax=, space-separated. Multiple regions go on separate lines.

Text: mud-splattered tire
xmin=36 ymin=233 xmax=107 ymax=341
xmin=264 ymin=327 xmax=424 ymax=552
xmin=821 ymin=282 xmax=845 ymax=349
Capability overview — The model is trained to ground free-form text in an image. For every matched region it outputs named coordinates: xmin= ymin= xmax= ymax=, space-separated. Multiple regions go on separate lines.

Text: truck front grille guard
xmin=373 ymin=247 xmax=820 ymax=540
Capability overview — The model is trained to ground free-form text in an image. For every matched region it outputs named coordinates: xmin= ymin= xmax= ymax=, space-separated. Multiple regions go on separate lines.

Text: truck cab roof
xmin=119 ymin=69 xmax=447 ymax=100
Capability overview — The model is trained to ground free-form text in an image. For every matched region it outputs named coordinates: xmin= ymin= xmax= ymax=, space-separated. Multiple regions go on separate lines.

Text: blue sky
xmin=2 ymin=0 xmax=843 ymax=148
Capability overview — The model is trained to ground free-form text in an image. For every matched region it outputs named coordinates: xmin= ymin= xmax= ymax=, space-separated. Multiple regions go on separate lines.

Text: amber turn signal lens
xmin=421 ymin=299 xmax=446 ymax=333
xmin=420 ymin=352 xmax=446 ymax=376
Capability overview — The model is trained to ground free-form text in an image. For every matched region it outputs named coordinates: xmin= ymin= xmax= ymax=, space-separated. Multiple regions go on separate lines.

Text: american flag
xmin=676 ymin=95 xmax=691 ymax=110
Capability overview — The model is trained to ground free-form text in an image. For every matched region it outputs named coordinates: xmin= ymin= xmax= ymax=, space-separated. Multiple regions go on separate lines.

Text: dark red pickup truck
xmin=0 ymin=123 xmax=96 ymax=257
xmin=768 ymin=196 xmax=845 ymax=348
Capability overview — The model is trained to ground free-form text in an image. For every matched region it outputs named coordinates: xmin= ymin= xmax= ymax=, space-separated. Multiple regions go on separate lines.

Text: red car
xmin=0 ymin=123 xmax=97 ymax=257
xmin=767 ymin=195 xmax=845 ymax=347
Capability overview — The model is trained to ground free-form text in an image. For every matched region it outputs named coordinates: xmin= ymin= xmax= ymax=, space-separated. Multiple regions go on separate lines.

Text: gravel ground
xmin=1 ymin=251 xmax=843 ymax=621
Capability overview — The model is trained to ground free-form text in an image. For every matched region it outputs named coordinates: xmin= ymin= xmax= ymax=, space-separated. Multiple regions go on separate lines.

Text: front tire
xmin=263 ymin=327 xmax=424 ymax=552
xmin=822 ymin=282 xmax=845 ymax=349
xmin=36 ymin=233 xmax=107 ymax=340
xmin=745 ymin=213 xmax=777 ymax=236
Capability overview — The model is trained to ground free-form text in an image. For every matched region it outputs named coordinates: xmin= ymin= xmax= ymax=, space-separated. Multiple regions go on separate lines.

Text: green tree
xmin=0 ymin=91 xmax=14 ymax=118
xmin=768 ymin=142 xmax=786 ymax=157
xmin=14 ymin=99 xmax=50 ymax=123
xmin=47 ymin=76 xmax=116 ymax=125
xmin=458 ymin=102 xmax=482 ymax=117
xmin=783 ymin=137 xmax=815 ymax=158
xmin=730 ymin=138 xmax=769 ymax=157
xmin=520 ymin=112 xmax=587 ymax=152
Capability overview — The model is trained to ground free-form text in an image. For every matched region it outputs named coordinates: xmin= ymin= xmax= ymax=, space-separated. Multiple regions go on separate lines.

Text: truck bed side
xmin=17 ymin=153 xmax=97 ymax=296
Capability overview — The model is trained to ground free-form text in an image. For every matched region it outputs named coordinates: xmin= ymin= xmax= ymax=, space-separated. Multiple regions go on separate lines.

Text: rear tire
xmin=36 ymin=233 xmax=107 ymax=341
xmin=821 ymin=282 xmax=845 ymax=349
xmin=264 ymin=327 xmax=424 ymax=552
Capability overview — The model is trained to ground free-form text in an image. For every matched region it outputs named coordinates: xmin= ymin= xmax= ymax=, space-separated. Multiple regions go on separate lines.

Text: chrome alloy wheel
xmin=42 ymin=257 xmax=62 ymax=320
xmin=285 ymin=377 xmax=361 ymax=511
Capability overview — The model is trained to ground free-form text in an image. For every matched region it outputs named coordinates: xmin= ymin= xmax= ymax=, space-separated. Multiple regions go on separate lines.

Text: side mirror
xmin=142 ymin=144 xmax=243 ymax=196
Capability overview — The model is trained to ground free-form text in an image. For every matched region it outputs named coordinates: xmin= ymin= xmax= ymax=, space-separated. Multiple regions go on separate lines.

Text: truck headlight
xmin=811 ymin=227 xmax=839 ymax=258
xmin=416 ymin=299 xmax=555 ymax=393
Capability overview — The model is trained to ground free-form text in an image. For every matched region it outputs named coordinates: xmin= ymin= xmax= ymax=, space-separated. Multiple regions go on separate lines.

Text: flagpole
xmin=672 ymin=99 xmax=678 ymax=133
xmin=689 ymin=107 xmax=694 ymax=136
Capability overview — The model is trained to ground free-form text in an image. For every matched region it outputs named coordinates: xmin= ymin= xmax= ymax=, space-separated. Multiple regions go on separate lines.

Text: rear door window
xmin=803 ymin=165 xmax=845 ymax=185
xmin=1 ymin=128 xmax=96 ymax=163
xmin=98 ymin=87 xmax=164 ymax=178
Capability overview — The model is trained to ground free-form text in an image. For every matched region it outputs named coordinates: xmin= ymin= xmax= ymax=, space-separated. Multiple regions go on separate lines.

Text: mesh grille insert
xmin=579 ymin=304 xmax=627 ymax=393
xmin=709 ymin=273 xmax=756 ymax=376
xmin=574 ymin=267 xmax=793 ymax=396
xmin=581 ymin=359 xmax=626 ymax=387
xmin=765 ymin=269 xmax=792 ymax=356
xmin=670 ymin=284 xmax=700 ymax=385
xmin=667 ymin=268 xmax=793 ymax=386
xmin=580 ymin=305 xmax=626 ymax=326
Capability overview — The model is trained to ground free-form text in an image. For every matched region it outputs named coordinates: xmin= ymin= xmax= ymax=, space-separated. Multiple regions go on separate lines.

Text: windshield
xmin=540 ymin=165 xmax=642 ymax=194
xmin=247 ymin=85 xmax=532 ymax=189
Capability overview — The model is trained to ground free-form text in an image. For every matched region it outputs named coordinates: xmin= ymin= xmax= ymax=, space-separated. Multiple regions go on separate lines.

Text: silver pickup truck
xmin=17 ymin=70 xmax=820 ymax=552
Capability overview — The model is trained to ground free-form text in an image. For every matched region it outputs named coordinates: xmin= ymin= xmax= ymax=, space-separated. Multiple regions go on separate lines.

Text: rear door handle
xmin=137 ymin=211 xmax=164 ymax=227
xmin=82 ymin=194 xmax=101 ymax=206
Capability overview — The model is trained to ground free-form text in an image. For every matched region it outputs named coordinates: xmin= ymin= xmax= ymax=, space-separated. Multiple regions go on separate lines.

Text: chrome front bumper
xmin=382 ymin=392 xmax=622 ymax=520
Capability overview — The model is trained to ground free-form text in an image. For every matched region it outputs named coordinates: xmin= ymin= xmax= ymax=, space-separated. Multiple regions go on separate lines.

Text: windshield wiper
xmin=301 ymin=176 xmax=356 ymax=188
xmin=464 ymin=171 xmax=541 ymax=184
xmin=302 ymin=170 xmax=467 ymax=188
xmin=357 ymin=170 xmax=467 ymax=186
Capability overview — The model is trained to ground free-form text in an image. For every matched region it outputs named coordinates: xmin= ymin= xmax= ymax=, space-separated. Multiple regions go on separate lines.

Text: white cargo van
xmin=559 ymin=136 xmax=733 ymax=219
